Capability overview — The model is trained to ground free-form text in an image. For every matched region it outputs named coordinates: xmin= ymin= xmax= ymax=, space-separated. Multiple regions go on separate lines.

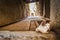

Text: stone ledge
xmin=0 ymin=31 xmax=56 ymax=40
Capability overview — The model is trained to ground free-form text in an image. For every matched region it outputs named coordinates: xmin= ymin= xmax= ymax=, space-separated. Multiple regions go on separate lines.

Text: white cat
xmin=36 ymin=19 xmax=50 ymax=33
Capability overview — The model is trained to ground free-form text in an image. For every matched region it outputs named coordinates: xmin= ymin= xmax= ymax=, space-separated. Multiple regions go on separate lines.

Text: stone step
xmin=0 ymin=31 xmax=56 ymax=40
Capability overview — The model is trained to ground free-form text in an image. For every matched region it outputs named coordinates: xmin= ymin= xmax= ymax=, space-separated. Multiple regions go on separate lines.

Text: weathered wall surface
xmin=50 ymin=0 xmax=60 ymax=31
xmin=0 ymin=0 xmax=20 ymax=26
xmin=50 ymin=0 xmax=60 ymax=39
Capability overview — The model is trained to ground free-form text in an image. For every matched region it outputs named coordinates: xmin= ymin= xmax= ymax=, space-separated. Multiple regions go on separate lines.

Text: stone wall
xmin=50 ymin=0 xmax=60 ymax=40
xmin=50 ymin=0 xmax=60 ymax=31
xmin=0 ymin=0 xmax=25 ymax=26
xmin=0 ymin=31 xmax=56 ymax=40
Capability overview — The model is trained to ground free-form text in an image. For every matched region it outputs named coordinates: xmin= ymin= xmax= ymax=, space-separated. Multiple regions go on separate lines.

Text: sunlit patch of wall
xmin=29 ymin=2 xmax=36 ymax=16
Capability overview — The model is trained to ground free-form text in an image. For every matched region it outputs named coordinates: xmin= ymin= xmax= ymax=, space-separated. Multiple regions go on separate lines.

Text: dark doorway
xmin=43 ymin=0 xmax=50 ymax=18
